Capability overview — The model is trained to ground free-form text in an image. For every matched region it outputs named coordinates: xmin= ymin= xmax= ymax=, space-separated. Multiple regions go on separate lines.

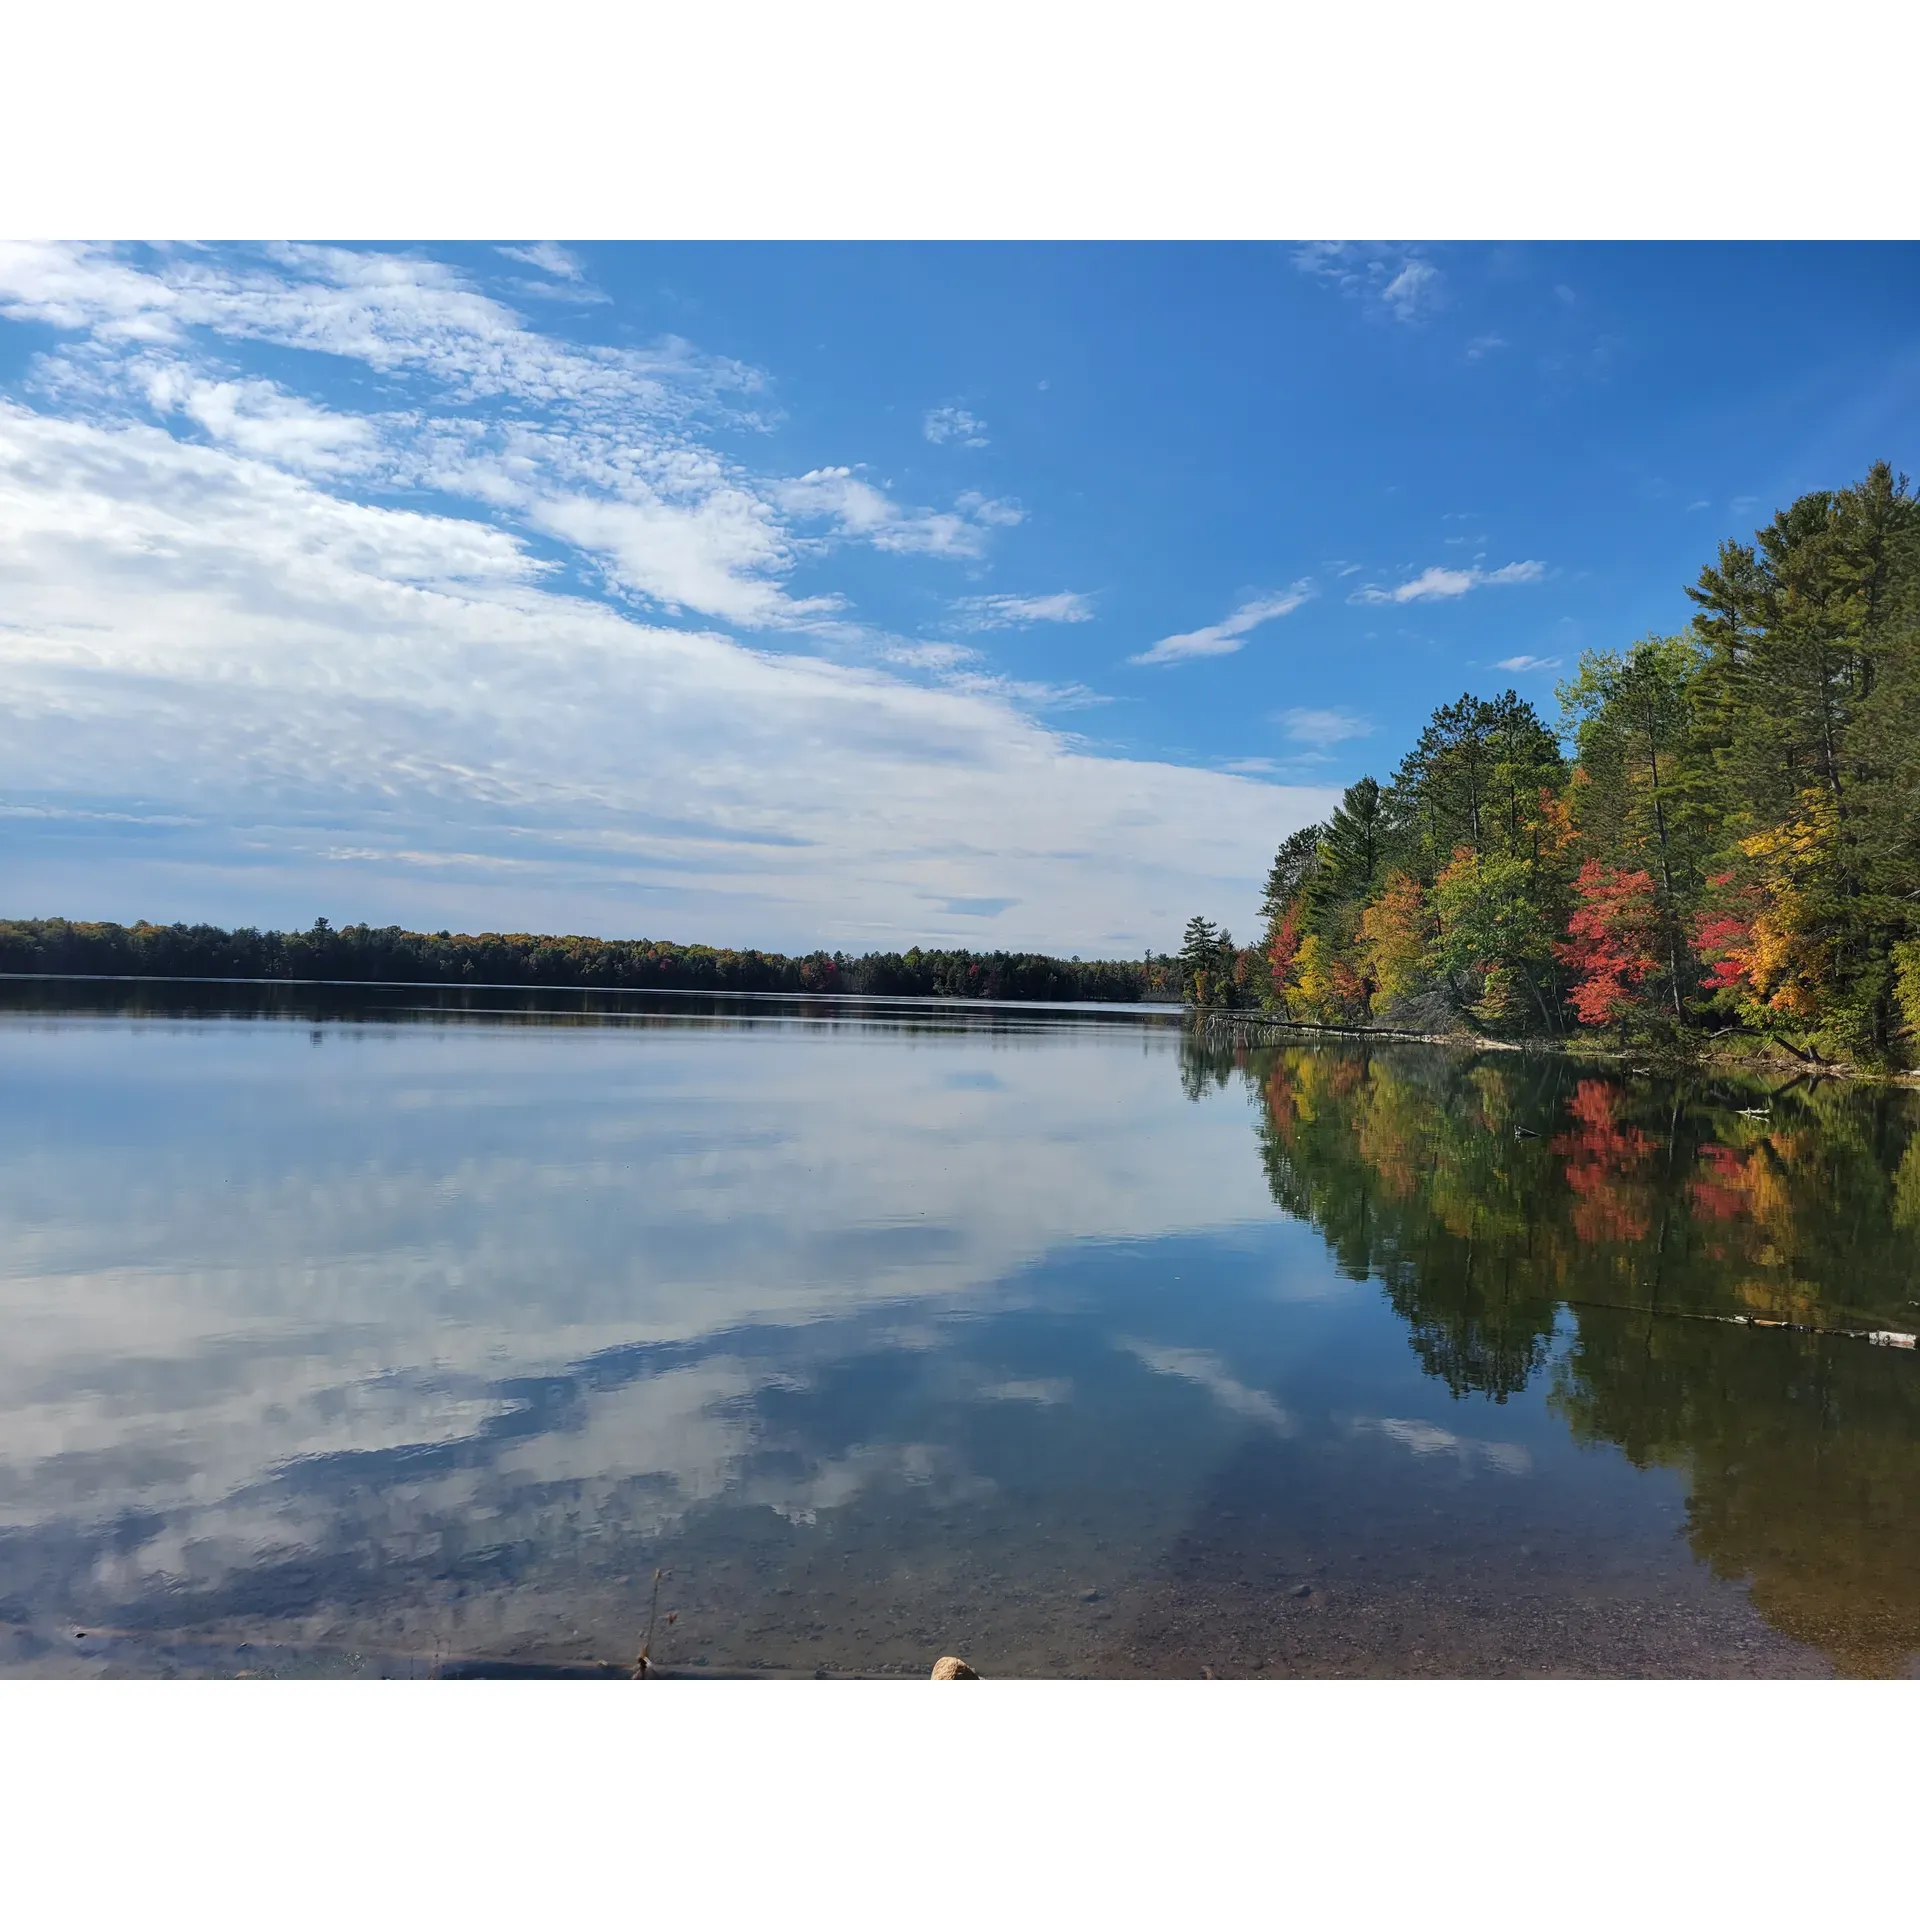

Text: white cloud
xmin=924 ymin=404 xmax=988 ymax=447
xmin=0 ymin=243 xmax=1020 ymax=631
xmin=1129 ymin=583 xmax=1314 ymax=666
xmin=0 ymin=244 xmax=873 ymax=627
xmin=136 ymin=359 xmax=381 ymax=475
xmin=0 ymin=403 xmax=1335 ymax=954
xmin=1465 ymin=333 xmax=1506 ymax=359
xmin=776 ymin=466 xmax=1000 ymax=559
xmin=1 ymin=241 xmax=711 ymax=411
xmin=1381 ymin=260 xmax=1440 ymax=323
xmin=883 ymin=638 xmax=979 ymax=671
xmin=528 ymin=487 xmax=831 ymax=625
xmin=496 ymin=242 xmax=584 ymax=280
xmin=1280 ymin=708 xmax=1373 ymax=747
xmin=1494 ymin=654 xmax=1562 ymax=673
xmin=952 ymin=591 xmax=1094 ymax=629
xmin=956 ymin=489 xmax=1023 ymax=528
xmin=1294 ymin=243 xmax=1443 ymax=324
xmin=1350 ymin=559 xmax=1545 ymax=604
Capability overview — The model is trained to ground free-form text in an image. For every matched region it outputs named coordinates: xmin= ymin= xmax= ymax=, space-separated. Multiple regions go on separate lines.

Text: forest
xmin=1180 ymin=463 xmax=1920 ymax=1071
xmin=0 ymin=916 xmax=1173 ymax=1003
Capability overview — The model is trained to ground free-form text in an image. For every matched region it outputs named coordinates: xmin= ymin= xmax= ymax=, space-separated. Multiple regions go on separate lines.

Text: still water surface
xmin=4 ymin=979 xmax=1918 ymax=1677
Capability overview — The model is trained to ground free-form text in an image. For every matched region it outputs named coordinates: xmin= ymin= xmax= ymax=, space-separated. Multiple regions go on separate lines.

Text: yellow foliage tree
xmin=1358 ymin=870 xmax=1430 ymax=1014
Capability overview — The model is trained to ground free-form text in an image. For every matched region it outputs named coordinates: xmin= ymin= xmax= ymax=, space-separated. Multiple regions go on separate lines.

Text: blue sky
xmin=1 ymin=241 xmax=1916 ymax=955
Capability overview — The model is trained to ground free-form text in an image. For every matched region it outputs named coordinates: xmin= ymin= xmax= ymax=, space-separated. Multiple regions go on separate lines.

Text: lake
xmin=3 ymin=978 xmax=1917 ymax=1677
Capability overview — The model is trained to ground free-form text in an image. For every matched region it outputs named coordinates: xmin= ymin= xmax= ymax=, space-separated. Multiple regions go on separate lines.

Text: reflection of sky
xmin=0 ymin=1007 xmax=1305 ymax=1623
xmin=6 ymin=1002 xmax=1830 ymax=1673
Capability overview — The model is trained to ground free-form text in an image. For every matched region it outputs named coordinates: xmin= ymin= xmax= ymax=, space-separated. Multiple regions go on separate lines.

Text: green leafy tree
xmin=1431 ymin=846 xmax=1565 ymax=1033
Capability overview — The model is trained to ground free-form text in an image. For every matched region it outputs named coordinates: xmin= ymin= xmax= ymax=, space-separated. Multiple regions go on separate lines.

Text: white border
xmin=2 ymin=2 xmax=1916 ymax=238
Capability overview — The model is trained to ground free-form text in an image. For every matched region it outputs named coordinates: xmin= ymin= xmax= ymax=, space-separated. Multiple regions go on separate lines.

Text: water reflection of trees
xmin=1198 ymin=1032 xmax=1920 ymax=1671
xmin=1553 ymin=1314 xmax=1920 ymax=1676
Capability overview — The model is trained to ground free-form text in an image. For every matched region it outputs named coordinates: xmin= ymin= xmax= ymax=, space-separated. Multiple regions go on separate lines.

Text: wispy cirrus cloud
xmin=1350 ymin=560 xmax=1544 ymax=605
xmin=923 ymin=404 xmax=988 ymax=447
xmin=1129 ymin=583 xmax=1314 ymax=666
xmin=496 ymin=242 xmax=585 ymax=281
xmin=1494 ymin=654 xmax=1562 ymax=672
xmin=1381 ymin=260 xmax=1440 ymax=323
xmin=956 ymin=488 xmax=1022 ymax=528
xmin=951 ymin=590 xmax=1094 ymax=630
xmin=776 ymin=468 xmax=1021 ymax=559
xmin=494 ymin=242 xmax=607 ymax=305
xmin=1295 ymin=243 xmax=1444 ymax=324
xmin=1280 ymin=708 xmax=1373 ymax=748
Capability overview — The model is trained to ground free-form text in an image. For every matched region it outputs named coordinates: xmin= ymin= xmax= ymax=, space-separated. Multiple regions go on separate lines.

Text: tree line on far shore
xmin=1178 ymin=462 xmax=1920 ymax=1069
xmin=0 ymin=916 xmax=1181 ymax=1004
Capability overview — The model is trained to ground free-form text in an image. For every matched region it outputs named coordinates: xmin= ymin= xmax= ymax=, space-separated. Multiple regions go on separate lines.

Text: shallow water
xmin=3 ymin=979 xmax=1917 ymax=1677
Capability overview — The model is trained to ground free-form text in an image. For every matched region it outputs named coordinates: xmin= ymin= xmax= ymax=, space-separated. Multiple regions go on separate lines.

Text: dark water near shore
xmin=3 ymin=978 xmax=1918 ymax=1678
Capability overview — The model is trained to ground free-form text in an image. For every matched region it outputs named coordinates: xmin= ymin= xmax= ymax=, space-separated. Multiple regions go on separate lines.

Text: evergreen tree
xmin=1304 ymin=776 xmax=1402 ymax=921
xmin=1391 ymin=690 xmax=1563 ymax=872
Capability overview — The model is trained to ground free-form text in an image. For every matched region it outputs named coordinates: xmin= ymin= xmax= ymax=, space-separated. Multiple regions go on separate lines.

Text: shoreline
xmin=1191 ymin=1007 xmax=1920 ymax=1088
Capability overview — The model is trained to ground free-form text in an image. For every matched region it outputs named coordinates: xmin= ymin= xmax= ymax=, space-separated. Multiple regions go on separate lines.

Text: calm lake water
xmin=4 ymin=978 xmax=1918 ymax=1678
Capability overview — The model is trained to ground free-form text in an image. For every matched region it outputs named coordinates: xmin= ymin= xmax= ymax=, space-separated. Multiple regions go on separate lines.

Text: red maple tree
xmin=1553 ymin=860 xmax=1663 ymax=1025
xmin=1692 ymin=871 xmax=1757 ymax=994
xmin=1265 ymin=902 xmax=1302 ymax=1000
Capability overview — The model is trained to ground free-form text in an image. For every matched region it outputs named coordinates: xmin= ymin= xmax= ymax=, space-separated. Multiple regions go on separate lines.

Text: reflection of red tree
xmin=1552 ymin=1078 xmax=1656 ymax=1243
xmin=1687 ymin=1137 xmax=1796 ymax=1278
xmin=1263 ymin=1069 xmax=1298 ymax=1147
xmin=1690 ymin=1142 xmax=1750 ymax=1224
xmin=1323 ymin=1056 xmax=1365 ymax=1100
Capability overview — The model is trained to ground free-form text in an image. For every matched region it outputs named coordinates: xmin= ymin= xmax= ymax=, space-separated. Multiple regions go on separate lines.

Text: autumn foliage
xmin=1555 ymin=861 xmax=1662 ymax=1026
xmin=1244 ymin=463 xmax=1920 ymax=1065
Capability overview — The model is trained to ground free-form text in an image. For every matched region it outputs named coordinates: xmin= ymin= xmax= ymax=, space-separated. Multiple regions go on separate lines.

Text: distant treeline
xmin=0 ymin=917 xmax=1179 ymax=1003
